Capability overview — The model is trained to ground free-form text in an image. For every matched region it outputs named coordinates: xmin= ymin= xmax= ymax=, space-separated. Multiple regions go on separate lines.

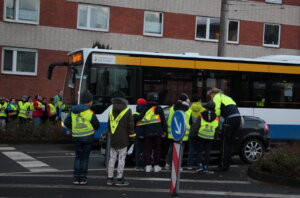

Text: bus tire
xmin=239 ymin=138 xmax=265 ymax=164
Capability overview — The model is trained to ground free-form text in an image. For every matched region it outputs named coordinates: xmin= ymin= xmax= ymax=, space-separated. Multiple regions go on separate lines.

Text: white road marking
xmin=0 ymin=147 xmax=16 ymax=151
xmin=2 ymin=151 xmax=58 ymax=173
xmin=0 ymin=173 xmax=251 ymax=185
xmin=0 ymin=183 xmax=297 ymax=198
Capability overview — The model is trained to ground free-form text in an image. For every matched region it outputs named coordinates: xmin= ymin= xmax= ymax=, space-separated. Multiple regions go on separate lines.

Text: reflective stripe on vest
xmin=0 ymin=103 xmax=7 ymax=118
xmin=136 ymin=106 xmax=161 ymax=126
xmin=167 ymin=106 xmax=175 ymax=139
xmin=8 ymin=104 xmax=18 ymax=116
xmin=18 ymin=101 xmax=30 ymax=118
xmin=109 ymin=107 xmax=129 ymax=134
xmin=198 ymin=114 xmax=219 ymax=140
xmin=71 ymin=109 xmax=94 ymax=137
xmin=48 ymin=104 xmax=56 ymax=116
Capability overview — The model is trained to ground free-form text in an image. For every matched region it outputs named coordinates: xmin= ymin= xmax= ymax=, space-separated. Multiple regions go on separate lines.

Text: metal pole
xmin=217 ymin=0 xmax=229 ymax=57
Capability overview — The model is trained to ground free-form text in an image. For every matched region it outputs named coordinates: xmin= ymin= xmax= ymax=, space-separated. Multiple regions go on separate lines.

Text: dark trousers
xmin=145 ymin=137 xmax=161 ymax=166
xmin=195 ymin=138 xmax=212 ymax=166
xmin=220 ymin=116 xmax=241 ymax=170
xmin=74 ymin=141 xmax=92 ymax=176
xmin=135 ymin=138 xmax=145 ymax=168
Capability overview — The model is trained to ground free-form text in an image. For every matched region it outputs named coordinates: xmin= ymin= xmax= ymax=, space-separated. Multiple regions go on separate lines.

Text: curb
xmin=247 ymin=166 xmax=300 ymax=188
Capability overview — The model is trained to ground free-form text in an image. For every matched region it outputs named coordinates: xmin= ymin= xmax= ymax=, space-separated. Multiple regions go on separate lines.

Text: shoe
xmin=72 ymin=176 xmax=80 ymax=185
xmin=186 ymin=166 xmax=193 ymax=170
xmin=80 ymin=176 xmax=87 ymax=185
xmin=115 ymin=178 xmax=129 ymax=186
xmin=135 ymin=167 xmax=140 ymax=172
xmin=107 ymin=177 xmax=114 ymax=186
xmin=154 ymin=165 xmax=162 ymax=172
xmin=145 ymin=165 xmax=153 ymax=172
xmin=165 ymin=163 xmax=170 ymax=170
xmin=139 ymin=167 xmax=144 ymax=171
xmin=196 ymin=163 xmax=203 ymax=172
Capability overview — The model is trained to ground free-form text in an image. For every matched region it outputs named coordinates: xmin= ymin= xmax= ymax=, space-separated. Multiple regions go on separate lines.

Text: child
xmin=190 ymin=101 xmax=219 ymax=173
xmin=133 ymin=98 xmax=147 ymax=171
xmin=8 ymin=98 xmax=18 ymax=123
xmin=107 ymin=95 xmax=135 ymax=186
xmin=64 ymin=90 xmax=100 ymax=185
xmin=47 ymin=98 xmax=57 ymax=122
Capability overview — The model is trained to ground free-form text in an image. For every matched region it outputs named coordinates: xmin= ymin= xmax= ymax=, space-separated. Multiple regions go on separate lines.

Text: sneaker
xmin=80 ymin=176 xmax=87 ymax=185
xmin=145 ymin=165 xmax=153 ymax=172
xmin=72 ymin=176 xmax=80 ymax=185
xmin=107 ymin=177 xmax=114 ymax=186
xmin=115 ymin=178 xmax=129 ymax=186
xmin=196 ymin=163 xmax=203 ymax=172
xmin=139 ymin=167 xmax=144 ymax=171
xmin=135 ymin=167 xmax=140 ymax=172
xmin=165 ymin=163 xmax=170 ymax=170
xmin=154 ymin=165 xmax=162 ymax=172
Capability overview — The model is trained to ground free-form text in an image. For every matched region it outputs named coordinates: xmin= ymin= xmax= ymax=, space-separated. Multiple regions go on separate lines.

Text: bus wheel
xmin=240 ymin=138 xmax=264 ymax=164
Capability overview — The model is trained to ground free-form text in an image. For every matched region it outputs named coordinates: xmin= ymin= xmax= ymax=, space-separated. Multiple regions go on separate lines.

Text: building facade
xmin=0 ymin=0 xmax=299 ymax=99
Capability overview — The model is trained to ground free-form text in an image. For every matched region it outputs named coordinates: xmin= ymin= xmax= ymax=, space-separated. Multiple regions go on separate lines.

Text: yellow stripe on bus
xmin=114 ymin=56 xmax=300 ymax=74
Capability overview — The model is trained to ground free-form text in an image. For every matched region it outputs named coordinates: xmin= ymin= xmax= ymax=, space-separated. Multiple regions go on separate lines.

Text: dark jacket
xmin=108 ymin=98 xmax=135 ymax=149
xmin=133 ymin=104 xmax=147 ymax=139
xmin=135 ymin=101 xmax=167 ymax=138
xmin=190 ymin=109 xmax=218 ymax=140
xmin=64 ymin=104 xmax=100 ymax=142
xmin=173 ymin=101 xmax=193 ymax=126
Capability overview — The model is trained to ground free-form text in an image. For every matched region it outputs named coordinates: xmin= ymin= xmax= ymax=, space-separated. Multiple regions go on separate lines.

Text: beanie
xmin=81 ymin=90 xmax=93 ymax=104
xmin=137 ymin=98 xmax=147 ymax=106
xmin=179 ymin=93 xmax=189 ymax=102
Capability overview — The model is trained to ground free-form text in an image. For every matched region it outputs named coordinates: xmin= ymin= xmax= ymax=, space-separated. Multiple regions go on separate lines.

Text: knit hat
xmin=179 ymin=93 xmax=190 ymax=105
xmin=81 ymin=90 xmax=93 ymax=104
xmin=23 ymin=95 xmax=28 ymax=100
xmin=205 ymin=101 xmax=215 ymax=111
xmin=137 ymin=98 xmax=147 ymax=105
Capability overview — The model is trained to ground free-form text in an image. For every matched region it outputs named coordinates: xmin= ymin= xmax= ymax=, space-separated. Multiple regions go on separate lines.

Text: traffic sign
xmin=170 ymin=111 xmax=186 ymax=141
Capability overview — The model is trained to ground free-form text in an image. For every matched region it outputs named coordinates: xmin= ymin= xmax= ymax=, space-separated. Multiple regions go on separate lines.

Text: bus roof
xmin=70 ymin=48 xmax=300 ymax=65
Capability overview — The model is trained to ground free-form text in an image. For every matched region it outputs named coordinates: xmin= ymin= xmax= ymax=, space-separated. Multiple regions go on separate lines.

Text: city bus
xmin=48 ymin=48 xmax=300 ymax=143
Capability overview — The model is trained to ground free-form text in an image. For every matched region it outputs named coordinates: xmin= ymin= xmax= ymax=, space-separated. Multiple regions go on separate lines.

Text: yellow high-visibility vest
xmin=18 ymin=101 xmax=30 ymax=119
xmin=48 ymin=103 xmax=56 ymax=116
xmin=109 ymin=107 xmax=129 ymax=134
xmin=198 ymin=115 xmax=219 ymax=140
xmin=136 ymin=106 xmax=161 ymax=126
xmin=71 ymin=109 xmax=94 ymax=137
xmin=0 ymin=102 xmax=7 ymax=118
xmin=213 ymin=93 xmax=236 ymax=117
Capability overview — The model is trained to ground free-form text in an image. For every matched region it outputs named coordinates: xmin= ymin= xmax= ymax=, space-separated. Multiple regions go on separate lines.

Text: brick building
xmin=0 ymin=0 xmax=299 ymax=99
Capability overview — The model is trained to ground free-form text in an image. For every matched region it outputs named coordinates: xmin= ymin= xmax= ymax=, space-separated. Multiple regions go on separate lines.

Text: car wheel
xmin=240 ymin=138 xmax=265 ymax=164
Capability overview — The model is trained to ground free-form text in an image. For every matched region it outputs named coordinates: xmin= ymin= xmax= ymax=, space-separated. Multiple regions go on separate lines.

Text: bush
xmin=255 ymin=144 xmax=300 ymax=179
xmin=0 ymin=120 xmax=71 ymax=143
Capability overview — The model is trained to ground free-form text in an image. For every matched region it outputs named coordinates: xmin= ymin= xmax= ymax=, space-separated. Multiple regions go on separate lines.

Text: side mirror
xmin=90 ymin=68 xmax=97 ymax=84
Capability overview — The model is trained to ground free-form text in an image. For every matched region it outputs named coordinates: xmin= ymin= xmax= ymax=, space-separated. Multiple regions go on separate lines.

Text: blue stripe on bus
xmin=94 ymin=122 xmax=108 ymax=139
xmin=269 ymin=124 xmax=300 ymax=140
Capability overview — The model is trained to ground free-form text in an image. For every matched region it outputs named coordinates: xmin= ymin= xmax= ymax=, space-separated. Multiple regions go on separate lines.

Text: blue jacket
xmin=133 ymin=104 xmax=147 ymax=139
xmin=64 ymin=104 xmax=100 ymax=142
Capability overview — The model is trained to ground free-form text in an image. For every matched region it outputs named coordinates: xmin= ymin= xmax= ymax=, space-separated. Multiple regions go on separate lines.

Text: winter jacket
xmin=133 ymin=104 xmax=147 ymax=139
xmin=108 ymin=98 xmax=135 ymax=149
xmin=190 ymin=109 xmax=218 ymax=140
xmin=64 ymin=104 xmax=100 ymax=142
xmin=33 ymin=99 xmax=44 ymax=118
xmin=190 ymin=101 xmax=206 ymax=123
xmin=135 ymin=101 xmax=167 ymax=138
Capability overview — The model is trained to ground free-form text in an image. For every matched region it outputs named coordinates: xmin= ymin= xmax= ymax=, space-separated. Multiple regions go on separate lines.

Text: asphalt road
xmin=0 ymin=143 xmax=299 ymax=198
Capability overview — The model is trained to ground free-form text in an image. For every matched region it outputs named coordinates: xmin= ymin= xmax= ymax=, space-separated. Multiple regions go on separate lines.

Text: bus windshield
xmin=63 ymin=65 xmax=83 ymax=106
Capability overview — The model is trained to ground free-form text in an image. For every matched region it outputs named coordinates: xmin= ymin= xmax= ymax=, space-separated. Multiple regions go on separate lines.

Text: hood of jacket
xmin=111 ymin=98 xmax=128 ymax=114
xmin=174 ymin=101 xmax=189 ymax=112
xmin=191 ymin=102 xmax=204 ymax=113
xmin=201 ymin=110 xmax=217 ymax=122
xmin=71 ymin=104 xmax=90 ymax=114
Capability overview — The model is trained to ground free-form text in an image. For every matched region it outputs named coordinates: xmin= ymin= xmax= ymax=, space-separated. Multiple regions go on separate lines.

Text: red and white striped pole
xmin=170 ymin=142 xmax=182 ymax=196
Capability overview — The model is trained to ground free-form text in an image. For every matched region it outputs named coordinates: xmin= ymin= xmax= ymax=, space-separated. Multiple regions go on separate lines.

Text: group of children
xmin=0 ymin=93 xmax=61 ymax=131
xmin=65 ymin=90 xmax=221 ymax=187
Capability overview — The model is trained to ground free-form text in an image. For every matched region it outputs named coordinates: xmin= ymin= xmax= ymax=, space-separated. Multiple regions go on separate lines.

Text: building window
xmin=263 ymin=24 xmax=281 ymax=47
xmin=266 ymin=0 xmax=282 ymax=4
xmin=77 ymin=4 xmax=109 ymax=31
xmin=4 ymin=0 xmax=40 ymax=24
xmin=1 ymin=48 xmax=37 ymax=76
xmin=227 ymin=20 xmax=239 ymax=44
xmin=144 ymin=11 xmax=163 ymax=37
xmin=196 ymin=17 xmax=220 ymax=41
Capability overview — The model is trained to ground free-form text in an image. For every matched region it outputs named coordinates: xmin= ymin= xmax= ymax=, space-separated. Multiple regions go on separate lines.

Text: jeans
xmin=187 ymin=138 xmax=196 ymax=167
xmin=135 ymin=138 xmax=145 ymax=168
xmin=33 ymin=117 xmax=41 ymax=132
xmin=73 ymin=141 xmax=92 ymax=177
xmin=195 ymin=138 xmax=212 ymax=166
